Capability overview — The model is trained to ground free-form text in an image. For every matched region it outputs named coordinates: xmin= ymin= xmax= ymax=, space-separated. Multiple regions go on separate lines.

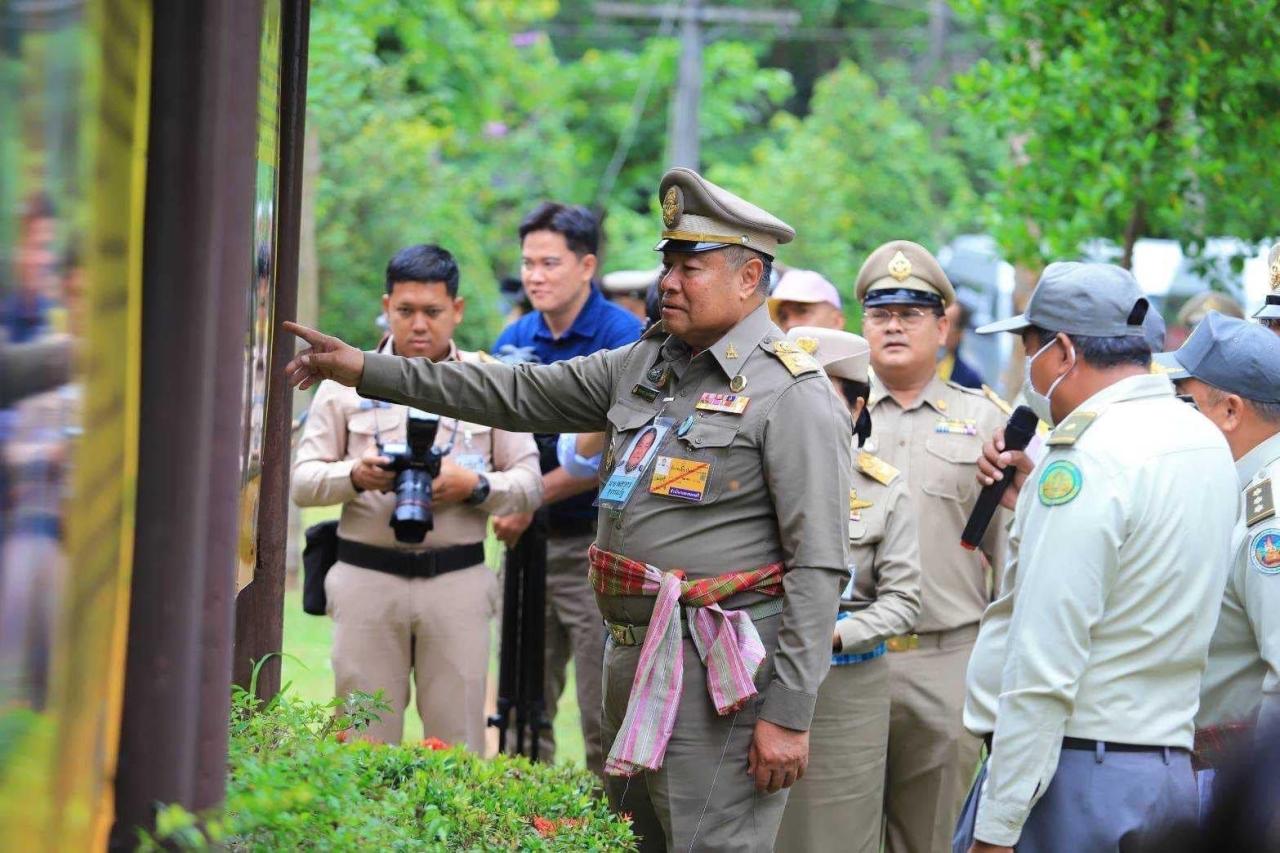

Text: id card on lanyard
xmin=597 ymin=416 xmax=675 ymax=511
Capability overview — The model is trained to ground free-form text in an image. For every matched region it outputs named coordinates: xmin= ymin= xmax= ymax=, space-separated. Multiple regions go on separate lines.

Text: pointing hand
xmin=283 ymin=321 xmax=365 ymax=391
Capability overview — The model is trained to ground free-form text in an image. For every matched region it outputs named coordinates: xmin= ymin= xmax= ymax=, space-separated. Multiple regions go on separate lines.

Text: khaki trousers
xmin=326 ymin=561 xmax=498 ymax=750
xmin=885 ymin=626 xmax=981 ymax=853
xmin=776 ymin=653 xmax=890 ymax=853
xmin=538 ymin=531 xmax=606 ymax=776
xmin=601 ymin=612 xmax=787 ymax=853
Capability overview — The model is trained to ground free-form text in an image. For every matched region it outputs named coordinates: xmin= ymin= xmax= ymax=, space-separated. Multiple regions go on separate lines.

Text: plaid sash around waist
xmin=587 ymin=544 xmax=785 ymax=777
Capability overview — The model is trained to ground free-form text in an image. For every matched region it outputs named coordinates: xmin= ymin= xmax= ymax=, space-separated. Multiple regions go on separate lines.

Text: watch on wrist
xmin=465 ymin=473 xmax=491 ymax=506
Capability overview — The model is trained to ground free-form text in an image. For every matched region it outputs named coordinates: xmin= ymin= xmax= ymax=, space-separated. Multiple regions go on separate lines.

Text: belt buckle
xmin=887 ymin=633 xmax=919 ymax=653
xmin=608 ymin=622 xmax=639 ymax=647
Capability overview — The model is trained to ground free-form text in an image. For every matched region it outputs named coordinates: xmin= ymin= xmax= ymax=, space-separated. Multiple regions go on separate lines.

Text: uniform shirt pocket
xmin=602 ymin=399 xmax=659 ymax=482
xmin=922 ymin=433 xmax=982 ymax=504
xmin=657 ymin=419 xmax=739 ymax=504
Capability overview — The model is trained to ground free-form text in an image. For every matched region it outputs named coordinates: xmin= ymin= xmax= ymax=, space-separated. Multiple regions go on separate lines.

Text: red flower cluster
xmin=420 ymin=736 xmax=449 ymax=750
xmin=532 ymin=816 xmax=584 ymax=838
xmin=334 ymin=729 xmax=350 ymax=743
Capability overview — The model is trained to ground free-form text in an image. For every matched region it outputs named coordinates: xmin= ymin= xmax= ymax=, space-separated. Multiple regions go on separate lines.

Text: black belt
xmin=1061 ymin=736 xmax=1184 ymax=754
xmin=983 ymin=733 xmax=1182 ymax=755
xmin=337 ymin=538 xmax=485 ymax=579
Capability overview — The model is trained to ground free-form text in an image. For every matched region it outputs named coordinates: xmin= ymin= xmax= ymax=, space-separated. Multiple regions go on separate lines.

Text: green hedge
xmin=140 ymin=679 xmax=635 ymax=851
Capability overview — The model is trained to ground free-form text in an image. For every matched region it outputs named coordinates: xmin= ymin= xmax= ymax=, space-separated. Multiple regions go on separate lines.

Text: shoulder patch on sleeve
xmin=981 ymin=383 xmax=1013 ymax=416
xmin=857 ymin=450 xmax=899 ymax=485
xmin=1038 ymin=459 xmax=1082 ymax=506
xmin=769 ymin=340 xmax=822 ymax=377
xmin=1045 ymin=411 xmax=1098 ymax=446
xmin=1249 ymin=527 xmax=1280 ymax=574
xmin=1247 ymin=478 xmax=1275 ymax=527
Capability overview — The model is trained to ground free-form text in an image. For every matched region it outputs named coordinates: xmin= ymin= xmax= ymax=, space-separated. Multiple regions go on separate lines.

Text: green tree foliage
xmin=710 ymin=62 xmax=978 ymax=305
xmin=950 ymin=0 xmax=1280 ymax=270
xmin=308 ymin=0 xmax=790 ymax=350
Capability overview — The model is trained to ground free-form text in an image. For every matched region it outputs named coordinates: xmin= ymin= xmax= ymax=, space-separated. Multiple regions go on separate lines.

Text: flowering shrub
xmin=139 ymin=676 xmax=634 ymax=851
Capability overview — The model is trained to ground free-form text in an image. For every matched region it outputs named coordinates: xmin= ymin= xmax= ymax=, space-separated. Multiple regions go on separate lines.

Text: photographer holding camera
xmin=292 ymin=244 xmax=542 ymax=749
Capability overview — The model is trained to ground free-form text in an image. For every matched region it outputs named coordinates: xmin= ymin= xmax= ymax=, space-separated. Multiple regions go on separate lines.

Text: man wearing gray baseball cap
xmin=954 ymin=262 xmax=1239 ymax=853
xmin=1159 ymin=311 xmax=1280 ymax=809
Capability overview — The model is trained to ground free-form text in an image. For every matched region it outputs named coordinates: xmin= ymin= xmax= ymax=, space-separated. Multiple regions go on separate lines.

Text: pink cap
xmin=769 ymin=269 xmax=842 ymax=310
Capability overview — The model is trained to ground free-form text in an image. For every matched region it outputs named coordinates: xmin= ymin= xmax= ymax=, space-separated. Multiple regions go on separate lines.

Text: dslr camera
xmin=379 ymin=408 xmax=450 ymax=543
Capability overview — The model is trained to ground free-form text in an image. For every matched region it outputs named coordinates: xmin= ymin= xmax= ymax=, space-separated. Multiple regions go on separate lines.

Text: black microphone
xmin=960 ymin=405 xmax=1038 ymax=551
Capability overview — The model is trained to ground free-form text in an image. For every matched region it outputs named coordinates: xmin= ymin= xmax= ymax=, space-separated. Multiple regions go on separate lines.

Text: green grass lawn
xmin=283 ymin=507 xmax=584 ymax=765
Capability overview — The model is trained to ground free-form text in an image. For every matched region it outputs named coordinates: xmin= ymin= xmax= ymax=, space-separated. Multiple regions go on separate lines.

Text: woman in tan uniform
xmin=776 ymin=326 xmax=922 ymax=853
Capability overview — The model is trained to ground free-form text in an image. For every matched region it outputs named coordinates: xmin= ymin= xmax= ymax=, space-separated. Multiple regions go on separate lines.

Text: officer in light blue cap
xmin=955 ymin=261 xmax=1239 ymax=853
xmin=1165 ymin=311 xmax=1280 ymax=815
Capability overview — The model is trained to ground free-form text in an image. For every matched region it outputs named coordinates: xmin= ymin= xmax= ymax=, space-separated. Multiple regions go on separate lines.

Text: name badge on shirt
xmin=695 ymin=392 xmax=749 ymax=415
xmin=649 ymin=456 xmax=711 ymax=502
xmin=598 ymin=418 xmax=673 ymax=510
xmin=934 ymin=417 xmax=978 ymax=436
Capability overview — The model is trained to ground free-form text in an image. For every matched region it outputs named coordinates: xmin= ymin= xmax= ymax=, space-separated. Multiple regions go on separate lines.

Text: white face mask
xmin=1024 ymin=336 xmax=1075 ymax=427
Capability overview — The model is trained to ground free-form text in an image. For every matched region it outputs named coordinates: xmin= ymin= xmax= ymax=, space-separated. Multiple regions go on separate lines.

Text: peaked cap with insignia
xmin=1254 ymin=242 xmax=1280 ymax=322
xmin=854 ymin=240 xmax=956 ymax=309
xmin=654 ymin=167 xmax=795 ymax=259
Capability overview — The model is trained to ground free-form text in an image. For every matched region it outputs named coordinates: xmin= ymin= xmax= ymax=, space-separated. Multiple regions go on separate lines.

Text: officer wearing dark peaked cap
xmin=856 ymin=239 xmax=1010 ymax=853
xmin=1255 ymin=243 xmax=1280 ymax=334
xmin=284 ymin=167 xmax=853 ymax=852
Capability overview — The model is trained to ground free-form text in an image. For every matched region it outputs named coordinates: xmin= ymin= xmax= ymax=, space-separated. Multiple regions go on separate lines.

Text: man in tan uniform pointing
xmin=284 ymin=168 xmax=852 ymax=852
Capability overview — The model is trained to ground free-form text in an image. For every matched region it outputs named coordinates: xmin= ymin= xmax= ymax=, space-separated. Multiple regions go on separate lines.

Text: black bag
xmin=302 ymin=520 xmax=339 ymax=616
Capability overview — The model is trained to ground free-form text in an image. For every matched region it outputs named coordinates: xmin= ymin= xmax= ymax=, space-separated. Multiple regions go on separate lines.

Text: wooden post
xmin=112 ymin=0 xmax=262 ymax=844
xmin=232 ymin=0 xmax=312 ymax=703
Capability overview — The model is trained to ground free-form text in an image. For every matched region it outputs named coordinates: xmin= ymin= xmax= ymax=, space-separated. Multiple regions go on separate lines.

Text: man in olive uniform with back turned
xmin=283 ymin=168 xmax=852 ymax=852
xmin=857 ymin=241 xmax=1010 ymax=853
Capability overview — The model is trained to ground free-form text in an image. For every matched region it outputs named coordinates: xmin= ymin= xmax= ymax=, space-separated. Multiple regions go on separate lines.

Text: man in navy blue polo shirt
xmin=492 ymin=202 xmax=642 ymax=775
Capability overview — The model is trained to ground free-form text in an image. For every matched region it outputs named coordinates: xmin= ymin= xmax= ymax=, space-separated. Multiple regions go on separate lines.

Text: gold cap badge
xmin=887 ymin=250 xmax=913 ymax=282
xmin=662 ymin=186 xmax=683 ymax=228
xmin=1270 ymin=259 xmax=1280 ymax=290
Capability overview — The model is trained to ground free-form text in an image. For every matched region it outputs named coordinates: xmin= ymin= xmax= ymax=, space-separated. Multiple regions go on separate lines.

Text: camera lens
xmin=391 ymin=467 xmax=434 ymax=542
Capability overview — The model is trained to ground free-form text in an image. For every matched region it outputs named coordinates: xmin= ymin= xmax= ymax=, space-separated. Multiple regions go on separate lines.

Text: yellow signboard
xmin=0 ymin=1 xmax=150 ymax=849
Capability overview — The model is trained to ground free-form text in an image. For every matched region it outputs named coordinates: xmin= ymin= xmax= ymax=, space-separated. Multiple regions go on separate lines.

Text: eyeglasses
xmin=863 ymin=307 xmax=939 ymax=328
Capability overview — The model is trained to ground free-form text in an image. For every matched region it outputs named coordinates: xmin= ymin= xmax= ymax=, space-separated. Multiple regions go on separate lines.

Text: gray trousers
xmin=601 ymin=612 xmax=787 ymax=852
xmin=538 ymin=531 xmax=606 ymax=777
xmin=953 ymin=745 xmax=1197 ymax=853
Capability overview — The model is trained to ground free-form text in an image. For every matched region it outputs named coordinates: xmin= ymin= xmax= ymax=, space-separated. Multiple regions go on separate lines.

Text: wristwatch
xmin=465 ymin=473 xmax=491 ymax=506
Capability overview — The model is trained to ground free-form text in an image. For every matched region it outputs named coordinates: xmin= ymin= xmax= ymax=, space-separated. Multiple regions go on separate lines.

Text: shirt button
xmin=614 ymin=520 xmax=623 ymax=530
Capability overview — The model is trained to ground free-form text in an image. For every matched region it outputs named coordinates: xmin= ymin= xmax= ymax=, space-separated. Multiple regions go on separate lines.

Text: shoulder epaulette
xmin=1045 ymin=411 xmax=1098 ymax=446
xmin=1247 ymin=478 xmax=1275 ymax=527
xmin=981 ymin=383 xmax=1013 ymax=416
xmin=857 ymin=450 xmax=899 ymax=485
xmin=767 ymin=339 xmax=822 ymax=377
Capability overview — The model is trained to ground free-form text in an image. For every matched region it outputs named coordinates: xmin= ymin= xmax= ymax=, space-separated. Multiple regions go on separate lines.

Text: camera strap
xmin=372 ymin=402 xmax=459 ymax=456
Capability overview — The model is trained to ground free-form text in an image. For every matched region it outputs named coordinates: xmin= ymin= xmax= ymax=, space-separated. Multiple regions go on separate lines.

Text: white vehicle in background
xmin=939 ymin=234 xmax=1274 ymax=398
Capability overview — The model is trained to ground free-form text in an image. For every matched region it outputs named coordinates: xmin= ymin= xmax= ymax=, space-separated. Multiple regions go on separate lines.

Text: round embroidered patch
xmin=1250 ymin=528 xmax=1280 ymax=575
xmin=1038 ymin=459 xmax=1082 ymax=506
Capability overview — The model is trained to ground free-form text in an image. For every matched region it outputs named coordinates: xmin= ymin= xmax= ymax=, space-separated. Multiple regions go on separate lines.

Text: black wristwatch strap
xmin=465 ymin=473 xmax=490 ymax=506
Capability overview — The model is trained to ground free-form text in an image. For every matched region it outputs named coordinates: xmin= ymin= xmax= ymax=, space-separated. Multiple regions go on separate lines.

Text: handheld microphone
xmin=960 ymin=405 xmax=1038 ymax=551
